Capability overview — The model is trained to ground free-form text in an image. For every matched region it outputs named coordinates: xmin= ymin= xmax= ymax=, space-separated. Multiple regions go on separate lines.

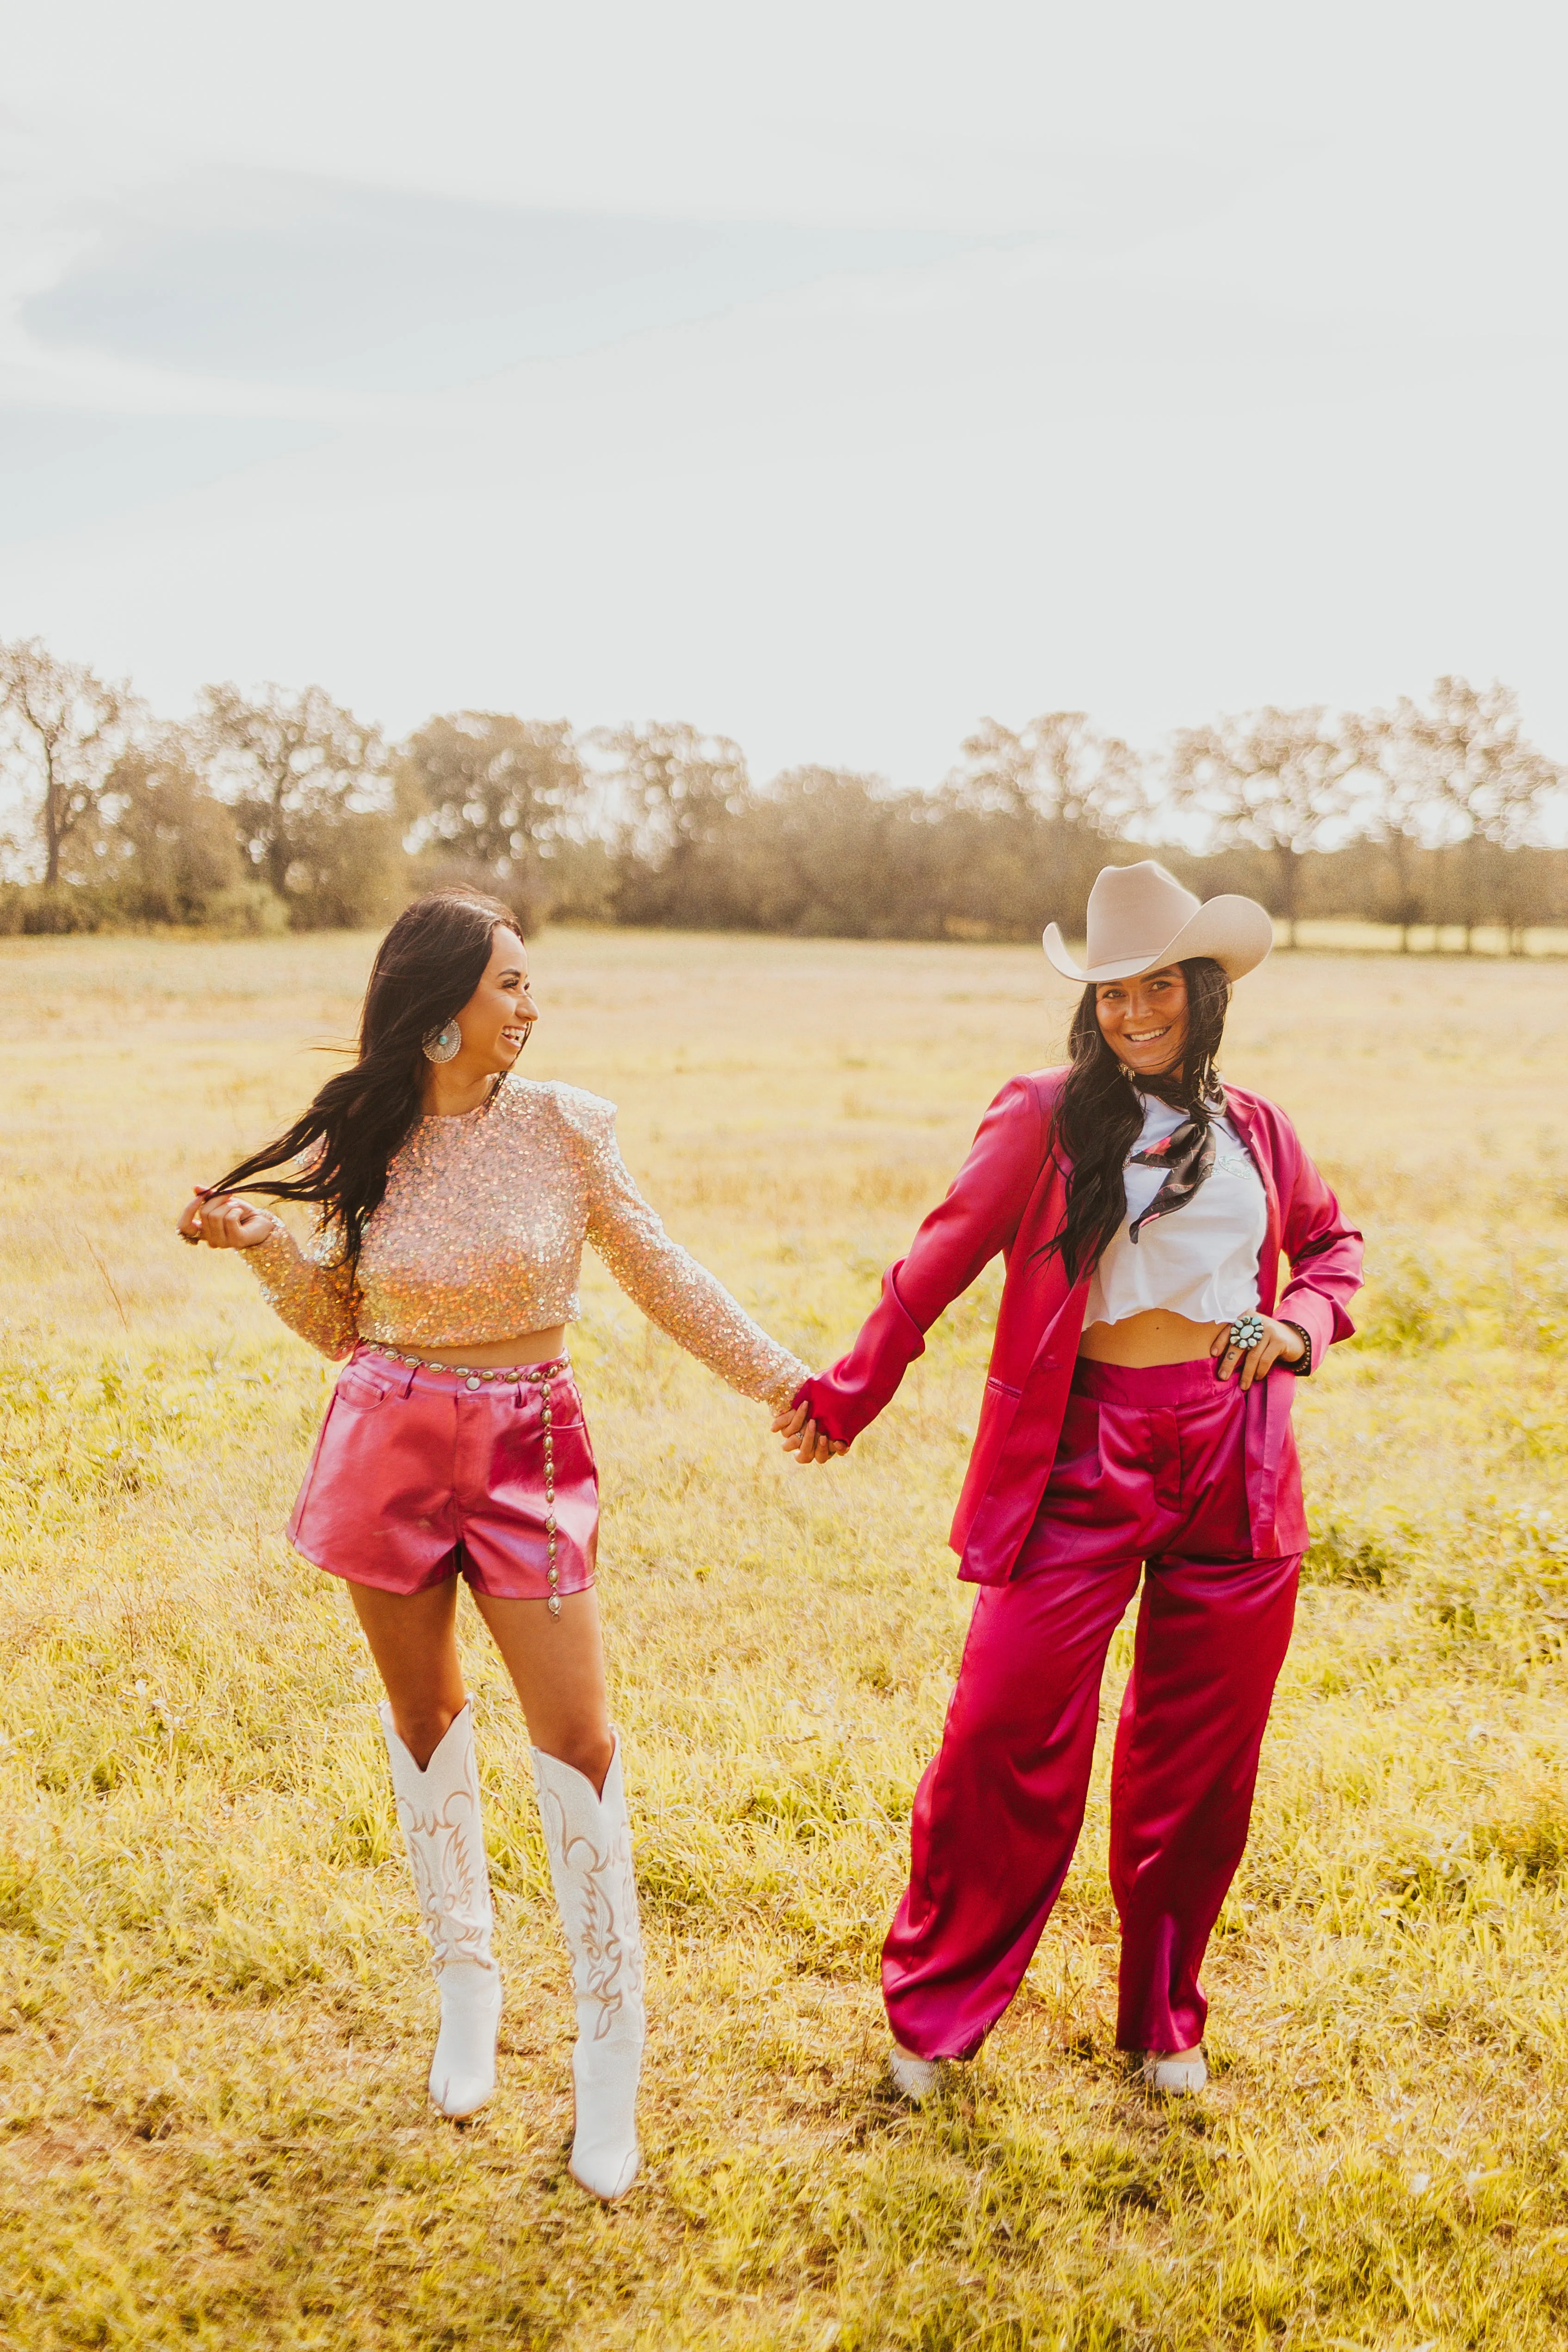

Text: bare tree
xmin=736 ymin=766 xmax=930 ymax=936
xmin=943 ymin=713 xmax=1145 ymax=938
xmin=99 ymin=729 xmax=242 ymax=920
xmin=1342 ymin=706 xmax=1446 ymax=951
xmin=1408 ymin=677 xmax=1561 ymax=953
xmin=397 ymin=713 xmax=585 ymax=896
xmin=196 ymin=681 xmax=394 ymax=922
xmin=0 ymin=638 xmax=132 ymax=885
xmin=950 ymin=712 xmax=1143 ymax=830
xmin=1165 ymin=706 xmax=1353 ymax=947
xmin=593 ymin=722 xmax=749 ymax=850
xmin=589 ymin=721 xmax=750 ymax=922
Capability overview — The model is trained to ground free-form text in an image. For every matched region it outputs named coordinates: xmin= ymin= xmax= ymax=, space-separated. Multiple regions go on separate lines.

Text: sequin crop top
xmin=242 ymin=1077 xmax=809 ymax=1406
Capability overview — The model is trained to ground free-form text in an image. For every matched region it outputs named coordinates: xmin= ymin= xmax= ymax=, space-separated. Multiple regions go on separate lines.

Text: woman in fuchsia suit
xmin=776 ymin=862 xmax=1362 ymax=2098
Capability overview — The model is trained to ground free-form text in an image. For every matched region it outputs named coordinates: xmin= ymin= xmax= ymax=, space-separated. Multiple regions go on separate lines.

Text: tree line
xmin=1 ymin=638 xmax=1563 ymax=950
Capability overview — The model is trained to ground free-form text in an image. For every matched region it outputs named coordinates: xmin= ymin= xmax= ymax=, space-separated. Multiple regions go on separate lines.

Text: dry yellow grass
xmin=2 ymin=925 xmax=1568 ymax=2351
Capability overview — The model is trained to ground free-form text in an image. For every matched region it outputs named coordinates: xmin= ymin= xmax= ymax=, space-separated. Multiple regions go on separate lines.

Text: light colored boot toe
xmin=566 ymin=2034 xmax=642 ymax=2198
xmin=1141 ymin=2047 xmax=1207 ymax=2095
xmin=428 ymin=1960 xmax=503 ymax=2118
xmin=569 ymin=2135 xmax=642 ymax=2201
xmin=888 ymin=2042 xmax=940 ymax=2104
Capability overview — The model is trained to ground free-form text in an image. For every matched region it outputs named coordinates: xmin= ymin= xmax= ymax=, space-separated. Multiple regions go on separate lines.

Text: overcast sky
xmin=2 ymin=1 xmax=1565 ymax=789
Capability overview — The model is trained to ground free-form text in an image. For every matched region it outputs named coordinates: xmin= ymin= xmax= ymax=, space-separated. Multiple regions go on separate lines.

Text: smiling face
xmin=454 ymin=926 xmax=538 ymax=1074
xmin=1094 ymin=963 xmax=1190 ymax=1079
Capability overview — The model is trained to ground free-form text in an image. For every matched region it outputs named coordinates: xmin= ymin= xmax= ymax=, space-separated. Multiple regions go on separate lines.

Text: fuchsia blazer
xmin=796 ymin=1071 xmax=1363 ymax=1585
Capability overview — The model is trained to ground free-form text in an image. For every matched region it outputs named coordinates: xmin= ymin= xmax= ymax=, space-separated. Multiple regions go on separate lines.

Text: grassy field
xmin=2 ymin=926 xmax=1568 ymax=2351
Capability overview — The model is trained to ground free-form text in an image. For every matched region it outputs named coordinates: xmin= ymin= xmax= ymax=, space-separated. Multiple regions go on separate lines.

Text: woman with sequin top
xmin=177 ymin=891 xmax=809 ymax=2200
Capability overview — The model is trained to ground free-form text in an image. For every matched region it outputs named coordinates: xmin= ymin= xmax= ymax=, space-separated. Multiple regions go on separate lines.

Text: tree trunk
xmin=1386 ymin=834 xmax=1425 ymax=954
xmin=1275 ymin=848 xmax=1300 ymax=949
xmin=36 ymin=729 xmax=60 ymax=884
xmin=266 ymin=777 xmax=291 ymax=897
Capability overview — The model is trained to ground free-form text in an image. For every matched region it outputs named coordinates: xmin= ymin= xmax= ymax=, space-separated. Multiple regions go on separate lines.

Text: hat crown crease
xmin=1086 ymin=863 xmax=1198 ymax=968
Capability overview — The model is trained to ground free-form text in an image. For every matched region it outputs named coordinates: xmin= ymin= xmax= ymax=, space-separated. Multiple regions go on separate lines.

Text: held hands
xmin=176 ymin=1188 xmax=276 ymax=1251
xmin=771 ymin=1398 xmax=849 ymax=1466
xmin=1209 ymin=1313 xmax=1305 ymax=1391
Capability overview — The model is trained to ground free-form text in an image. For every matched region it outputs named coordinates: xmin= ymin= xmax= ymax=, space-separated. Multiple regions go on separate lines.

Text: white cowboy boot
xmin=379 ymin=1699 xmax=503 ymax=2119
xmin=531 ymin=1734 xmax=645 ymax=2200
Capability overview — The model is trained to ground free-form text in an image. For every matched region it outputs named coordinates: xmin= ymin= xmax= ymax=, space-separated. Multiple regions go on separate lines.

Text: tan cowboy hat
xmin=1043 ymin=860 xmax=1274 ymax=984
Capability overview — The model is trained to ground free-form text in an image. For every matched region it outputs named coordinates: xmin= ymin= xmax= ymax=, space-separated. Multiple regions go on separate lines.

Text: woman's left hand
xmin=1210 ymin=1314 xmax=1305 ymax=1391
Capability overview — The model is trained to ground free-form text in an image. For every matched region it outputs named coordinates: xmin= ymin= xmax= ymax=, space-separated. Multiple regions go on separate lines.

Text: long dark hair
xmin=207 ymin=889 xmax=524 ymax=1267
xmin=1041 ymin=956 xmax=1232 ymax=1286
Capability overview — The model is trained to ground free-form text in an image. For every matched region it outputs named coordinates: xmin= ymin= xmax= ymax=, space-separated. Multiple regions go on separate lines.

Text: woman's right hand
xmin=771 ymin=1397 xmax=849 ymax=1466
xmin=177 ymin=1189 xmax=276 ymax=1250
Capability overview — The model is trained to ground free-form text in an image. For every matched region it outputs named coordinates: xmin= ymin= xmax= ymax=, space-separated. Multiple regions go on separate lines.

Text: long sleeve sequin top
xmin=242 ymin=1077 xmax=809 ymax=1405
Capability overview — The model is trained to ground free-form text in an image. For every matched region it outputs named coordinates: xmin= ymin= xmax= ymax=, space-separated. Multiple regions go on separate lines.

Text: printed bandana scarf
xmin=1126 ymin=1104 xmax=1217 ymax=1243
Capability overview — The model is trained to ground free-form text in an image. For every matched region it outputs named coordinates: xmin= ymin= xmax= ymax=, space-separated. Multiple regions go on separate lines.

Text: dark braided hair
xmin=205 ymin=889 xmax=524 ymax=1269
xmin=1039 ymin=956 xmax=1233 ymax=1286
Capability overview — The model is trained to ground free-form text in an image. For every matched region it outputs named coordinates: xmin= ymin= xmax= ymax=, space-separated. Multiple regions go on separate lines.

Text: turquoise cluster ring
xmin=1230 ymin=1312 xmax=1266 ymax=1352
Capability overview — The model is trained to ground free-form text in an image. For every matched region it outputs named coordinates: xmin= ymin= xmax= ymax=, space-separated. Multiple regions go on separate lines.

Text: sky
xmin=2 ymin=1 xmax=1566 ymax=791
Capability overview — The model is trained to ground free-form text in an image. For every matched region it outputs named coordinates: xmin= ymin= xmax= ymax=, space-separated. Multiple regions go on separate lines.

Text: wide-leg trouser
xmin=882 ymin=1357 xmax=1302 ymax=2061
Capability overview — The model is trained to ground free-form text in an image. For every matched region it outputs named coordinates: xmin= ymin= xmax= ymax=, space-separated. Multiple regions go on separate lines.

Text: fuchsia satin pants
xmin=884 ymin=1356 xmax=1302 ymax=2061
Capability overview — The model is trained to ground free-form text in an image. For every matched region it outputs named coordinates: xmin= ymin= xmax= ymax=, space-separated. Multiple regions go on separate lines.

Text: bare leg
xmin=471 ymin=1588 xmax=614 ymax=1793
xmin=348 ymin=1580 xmax=612 ymax=1789
xmin=348 ymin=1580 xmax=467 ymax=1768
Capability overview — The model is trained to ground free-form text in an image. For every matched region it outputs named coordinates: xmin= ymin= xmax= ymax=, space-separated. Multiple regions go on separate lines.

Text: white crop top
xmin=1084 ymin=1094 xmax=1267 ymax=1330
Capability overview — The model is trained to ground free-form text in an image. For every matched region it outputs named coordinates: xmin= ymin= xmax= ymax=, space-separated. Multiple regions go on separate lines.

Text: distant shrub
xmin=1356 ymin=1232 xmax=1463 ymax=1351
xmin=1304 ymin=1519 xmax=1401 ymax=1587
xmin=199 ymin=881 xmax=290 ymax=937
xmin=0 ymin=883 xmax=114 ymax=935
xmin=0 ymin=877 xmax=288 ymax=937
xmin=1496 ymin=1251 xmax=1568 ymax=1355
xmin=1474 ymin=1786 xmax=1568 ymax=1882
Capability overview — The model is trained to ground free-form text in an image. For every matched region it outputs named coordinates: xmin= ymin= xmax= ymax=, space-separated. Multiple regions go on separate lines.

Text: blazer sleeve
xmin=799 ymin=1075 xmax=1050 ymax=1444
xmin=1271 ymin=1119 xmax=1363 ymax=1364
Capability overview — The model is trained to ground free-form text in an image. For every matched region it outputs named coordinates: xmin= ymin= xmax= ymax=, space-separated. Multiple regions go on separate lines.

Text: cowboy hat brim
xmin=1042 ymin=894 xmax=1275 ymax=984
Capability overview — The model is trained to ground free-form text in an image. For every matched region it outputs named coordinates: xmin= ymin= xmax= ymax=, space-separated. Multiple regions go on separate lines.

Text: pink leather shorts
xmin=288 ymin=1346 xmax=597 ymax=1601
